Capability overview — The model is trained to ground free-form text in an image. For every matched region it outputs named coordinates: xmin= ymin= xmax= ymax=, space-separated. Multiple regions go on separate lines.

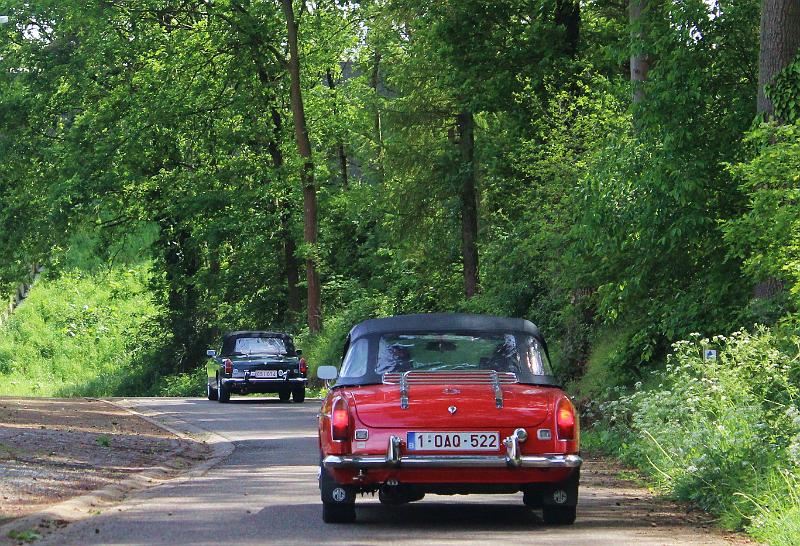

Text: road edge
xmin=0 ymin=398 xmax=235 ymax=543
xmin=104 ymin=397 xmax=235 ymax=479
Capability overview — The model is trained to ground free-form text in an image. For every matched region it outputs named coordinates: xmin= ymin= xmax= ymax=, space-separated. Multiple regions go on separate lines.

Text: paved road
xmin=39 ymin=398 xmax=743 ymax=545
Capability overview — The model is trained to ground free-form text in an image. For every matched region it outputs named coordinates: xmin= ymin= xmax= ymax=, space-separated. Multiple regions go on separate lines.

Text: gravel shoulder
xmin=0 ymin=397 xmax=208 ymax=526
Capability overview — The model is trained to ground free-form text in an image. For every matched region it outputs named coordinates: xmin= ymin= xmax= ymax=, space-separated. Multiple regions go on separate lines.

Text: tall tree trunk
xmin=267 ymin=107 xmax=302 ymax=316
xmin=757 ymin=0 xmax=800 ymax=118
xmin=629 ymin=0 xmax=650 ymax=104
xmin=753 ymin=0 xmax=799 ymax=300
xmin=325 ymin=70 xmax=349 ymax=189
xmin=457 ymin=110 xmax=479 ymax=299
xmin=555 ymin=0 xmax=580 ymax=57
xmin=282 ymin=0 xmax=322 ymax=332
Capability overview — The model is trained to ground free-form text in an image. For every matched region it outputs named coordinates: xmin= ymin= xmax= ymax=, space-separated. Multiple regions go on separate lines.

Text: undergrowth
xmin=585 ymin=326 xmax=800 ymax=543
xmin=0 ymin=265 xmax=158 ymax=396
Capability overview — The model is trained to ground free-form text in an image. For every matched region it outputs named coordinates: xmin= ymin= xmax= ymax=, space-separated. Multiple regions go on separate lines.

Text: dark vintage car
xmin=316 ymin=314 xmax=581 ymax=524
xmin=206 ymin=331 xmax=307 ymax=403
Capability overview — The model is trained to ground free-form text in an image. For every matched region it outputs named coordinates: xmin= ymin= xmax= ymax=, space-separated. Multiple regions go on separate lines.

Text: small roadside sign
xmin=704 ymin=349 xmax=717 ymax=361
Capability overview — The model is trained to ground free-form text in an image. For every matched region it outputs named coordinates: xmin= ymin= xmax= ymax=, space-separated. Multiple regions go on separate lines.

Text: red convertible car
xmin=316 ymin=313 xmax=581 ymax=524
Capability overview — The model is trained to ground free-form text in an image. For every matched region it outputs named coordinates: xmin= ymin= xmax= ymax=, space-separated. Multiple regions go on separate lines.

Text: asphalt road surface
xmin=38 ymin=398 xmax=746 ymax=546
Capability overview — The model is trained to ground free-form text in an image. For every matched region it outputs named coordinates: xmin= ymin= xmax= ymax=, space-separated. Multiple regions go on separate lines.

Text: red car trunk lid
xmin=352 ymin=380 xmax=553 ymax=429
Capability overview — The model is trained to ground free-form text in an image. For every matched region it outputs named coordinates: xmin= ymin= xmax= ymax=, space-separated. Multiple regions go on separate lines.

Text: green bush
xmin=724 ymin=122 xmax=800 ymax=317
xmin=298 ymin=293 xmax=391 ymax=379
xmin=593 ymin=326 xmax=800 ymax=540
xmin=157 ymin=365 xmax=206 ymax=397
xmin=0 ymin=265 xmax=159 ymax=397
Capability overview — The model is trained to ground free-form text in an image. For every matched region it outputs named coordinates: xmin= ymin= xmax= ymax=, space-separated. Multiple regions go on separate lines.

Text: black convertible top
xmin=221 ymin=331 xmax=295 ymax=356
xmin=348 ymin=313 xmax=544 ymax=343
xmin=334 ymin=313 xmax=556 ymax=388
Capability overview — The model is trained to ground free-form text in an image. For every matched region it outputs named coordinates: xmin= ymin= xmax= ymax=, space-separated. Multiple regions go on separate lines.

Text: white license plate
xmin=253 ymin=370 xmax=278 ymax=378
xmin=407 ymin=431 xmax=500 ymax=451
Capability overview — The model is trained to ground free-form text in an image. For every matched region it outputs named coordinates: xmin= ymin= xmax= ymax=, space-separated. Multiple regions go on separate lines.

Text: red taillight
xmin=556 ymin=398 xmax=577 ymax=440
xmin=331 ymin=398 xmax=350 ymax=441
xmin=223 ymin=359 xmax=233 ymax=374
xmin=298 ymin=357 xmax=307 ymax=375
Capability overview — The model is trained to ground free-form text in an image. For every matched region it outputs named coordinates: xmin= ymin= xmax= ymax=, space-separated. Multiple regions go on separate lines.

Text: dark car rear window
xmin=337 ymin=330 xmax=557 ymax=387
xmin=222 ymin=335 xmax=294 ymax=356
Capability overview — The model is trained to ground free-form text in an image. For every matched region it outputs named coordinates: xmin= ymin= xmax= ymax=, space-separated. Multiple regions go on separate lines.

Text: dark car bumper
xmin=221 ymin=377 xmax=307 ymax=392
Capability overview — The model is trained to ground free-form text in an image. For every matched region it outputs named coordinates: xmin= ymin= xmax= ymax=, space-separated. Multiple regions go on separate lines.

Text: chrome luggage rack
xmin=382 ymin=370 xmax=518 ymax=409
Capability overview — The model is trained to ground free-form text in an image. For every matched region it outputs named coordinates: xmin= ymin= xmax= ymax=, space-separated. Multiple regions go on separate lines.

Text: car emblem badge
xmin=331 ymin=487 xmax=347 ymax=502
xmin=448 ymin=405 xmax=457 ymax=415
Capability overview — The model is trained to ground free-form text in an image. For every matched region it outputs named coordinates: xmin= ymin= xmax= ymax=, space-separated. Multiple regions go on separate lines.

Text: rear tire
xmin=278 ymin=390 xmax=291 ymax=402
xmin=292 ymin=387 xmax=305 ymax=403
xmin=319 ymin=464 xmax=356 ymax=523
xmin=322 ymin=502 xmax=356 ymax=523
xmin=542 ymin=505 xmax=576 ymax=525
xmin=217 ymin=377 xmax=230 ymax=403
xmin=207 ymin=382 xmax=218 ymax=401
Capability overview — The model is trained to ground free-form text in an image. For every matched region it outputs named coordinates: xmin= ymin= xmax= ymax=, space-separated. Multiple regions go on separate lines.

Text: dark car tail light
xmin=331 ymin=398 xmax=351 ymax=441
xmin=298 ymin=357 xmax=307 ymax=375
xmin=556 ymin=398 xmax=577 ymax=440
xmin=223 ymin=359 xmax=233 ymax=375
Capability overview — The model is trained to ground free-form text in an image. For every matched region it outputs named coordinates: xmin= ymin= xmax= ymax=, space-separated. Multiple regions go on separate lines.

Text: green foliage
xmin=299 ymin=293 xmax=392 ymax=377
xmin=767 ymin=54 xmax=800 ymax=123
xmin=6 ymin=529 xmax=42 ymax=543
xmin=0 ymin=264 xmax=157 ymax=397
xmin=592 ymin=327 xmax=800 ymax=537
xmin=157 ymin=366 xmax=206 ymax=398
xmin=724 ymin=122 xmax=800 ymax=315
xmin=747 ymin=471 xmax=800 ymax=546
xmin=0 ymin=230 xmax=200 ymax=397
xmin=571 ymin=0 xmax=759 ymax=369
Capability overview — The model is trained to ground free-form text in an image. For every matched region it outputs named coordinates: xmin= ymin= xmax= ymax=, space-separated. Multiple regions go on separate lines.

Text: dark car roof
xmin=348 ymin=313 xmax=543 ymax=342
xmin=220 ymin=331 xmax=296 ymax=357
xmin=222 ymin=331 xmax=292 ymax=341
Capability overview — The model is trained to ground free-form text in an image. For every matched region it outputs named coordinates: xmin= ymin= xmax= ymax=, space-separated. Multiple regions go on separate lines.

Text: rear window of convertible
xmin=339 ymin=332 xmax=552 ymax=379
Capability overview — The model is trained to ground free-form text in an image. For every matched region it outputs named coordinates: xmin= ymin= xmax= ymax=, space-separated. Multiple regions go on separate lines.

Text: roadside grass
xmin=744 ymin=470 xmax=800 ymax=546
xmin=583 ymin=326 xmax=800 ymax=545
xmin=0 ymin=226 xmax=199 ymax=398
xmin=157 ymin=365 xmax=206 ymax=397
xmin=0 ymin=264 xmax=158 ymax=397
xmin=6 ymin=529 xmax=42 ymax=543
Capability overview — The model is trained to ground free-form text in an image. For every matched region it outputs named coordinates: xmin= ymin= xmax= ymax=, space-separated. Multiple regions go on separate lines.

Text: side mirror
xmin=317 ymin=366 xmax=338 ymax=381
xmin=207 ymin=349 xmax=217 ymax=357
xmin=295 ymin=349 xmax=303 ymax=356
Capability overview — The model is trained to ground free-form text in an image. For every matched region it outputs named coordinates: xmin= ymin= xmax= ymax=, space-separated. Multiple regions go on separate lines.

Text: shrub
xmin=0 ymin=264 xmax=159 ymax=397
xmin=594 ymin=326 xmax=800 ymax=537
xmin=157 ymin=365 xmax=206 ymax=397
xmin=298 ymin=293 xmax=391 ymax=380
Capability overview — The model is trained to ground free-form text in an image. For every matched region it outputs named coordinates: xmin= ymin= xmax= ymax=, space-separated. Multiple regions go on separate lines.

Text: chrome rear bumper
xmin=323 ymin=433 xmax=582 ymax=470
xmin=223 ymin=377 xmax=307 ymax=385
